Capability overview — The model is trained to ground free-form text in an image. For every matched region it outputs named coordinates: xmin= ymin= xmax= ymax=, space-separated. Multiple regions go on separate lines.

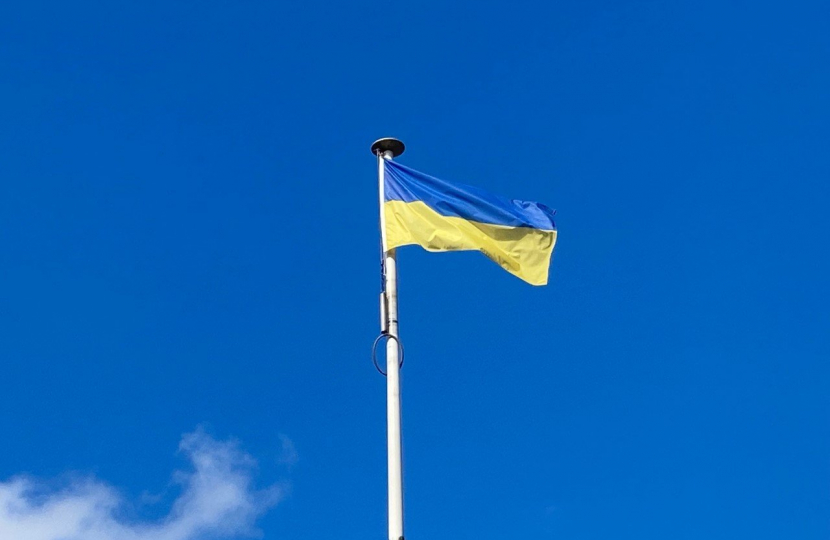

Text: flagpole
xmin=372 ymin=137 xmax=406 ymax=540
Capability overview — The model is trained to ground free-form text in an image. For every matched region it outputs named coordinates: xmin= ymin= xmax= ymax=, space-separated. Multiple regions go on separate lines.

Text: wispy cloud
xmin=277 ymin=435 xmax=298 ymax=468
xmin=0 ymin=428 xmax=285 ymax=540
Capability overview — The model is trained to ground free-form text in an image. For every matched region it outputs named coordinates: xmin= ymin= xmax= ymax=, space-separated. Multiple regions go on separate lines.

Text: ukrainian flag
xmin=382 ymin=160 xmax=557 ymax=286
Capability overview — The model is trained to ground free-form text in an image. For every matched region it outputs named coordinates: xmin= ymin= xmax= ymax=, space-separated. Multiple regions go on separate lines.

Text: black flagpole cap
xmin=371 ymin=138 xmax=405 ymax=157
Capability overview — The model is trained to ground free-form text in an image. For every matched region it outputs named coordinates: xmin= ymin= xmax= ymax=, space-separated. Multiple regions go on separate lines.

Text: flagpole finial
xmin=371 ymin=138 xmax=405 ymax=157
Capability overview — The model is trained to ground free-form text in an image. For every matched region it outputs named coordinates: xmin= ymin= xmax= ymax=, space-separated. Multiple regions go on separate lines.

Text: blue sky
xmin=1 ymin=0 xmax=828 ymax=538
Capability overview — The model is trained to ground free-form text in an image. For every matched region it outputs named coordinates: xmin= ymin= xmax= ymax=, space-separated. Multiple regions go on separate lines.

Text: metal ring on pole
xmin=372 ymin=332 xmax=404 ymax=376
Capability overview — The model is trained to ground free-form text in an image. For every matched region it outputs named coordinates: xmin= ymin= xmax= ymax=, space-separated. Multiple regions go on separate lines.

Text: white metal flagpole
xmin=372 ymin=137 xmax=406 ymax=540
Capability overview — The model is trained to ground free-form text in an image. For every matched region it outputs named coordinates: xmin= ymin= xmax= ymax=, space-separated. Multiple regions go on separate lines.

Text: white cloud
xmin=0 ymin=428 xmax=285 ymax=540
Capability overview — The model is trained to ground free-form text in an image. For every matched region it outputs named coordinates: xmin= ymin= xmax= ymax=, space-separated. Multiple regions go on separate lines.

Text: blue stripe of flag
xmin=384 ymin=160 xmax=556 ymax=230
